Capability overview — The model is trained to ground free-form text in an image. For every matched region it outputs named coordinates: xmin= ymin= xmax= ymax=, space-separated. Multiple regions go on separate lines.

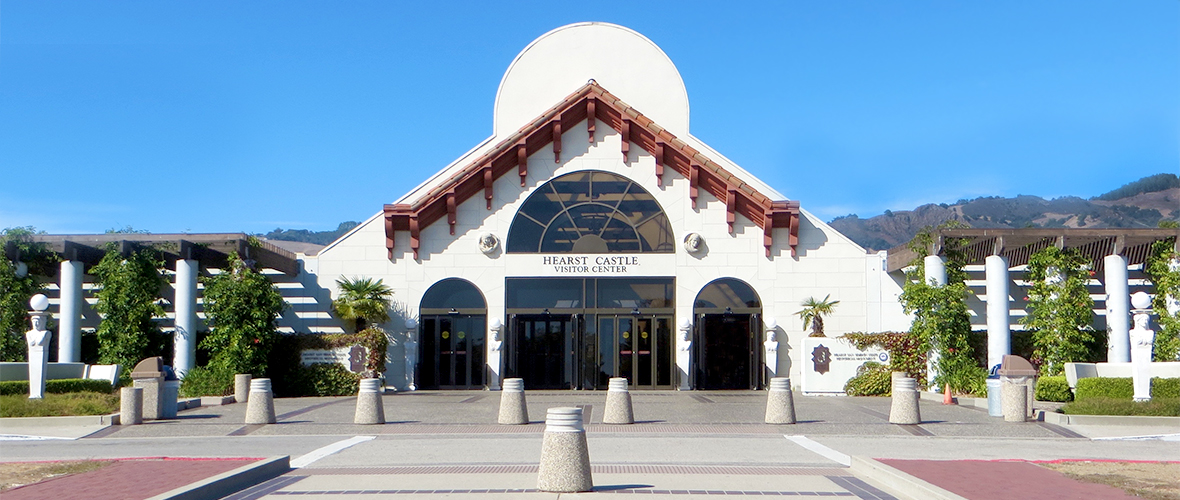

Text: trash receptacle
xmin=161 ymin=365 xmax=180 ymax=419
xmin=986 ymin=364 xmax=1002 ymax=417
xmin=997 ymin=355 xmax=1037 ymax=421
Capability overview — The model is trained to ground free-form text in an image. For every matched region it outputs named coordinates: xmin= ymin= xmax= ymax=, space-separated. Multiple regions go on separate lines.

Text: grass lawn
xmin=0 ymin=392 xmax=119 ymax=418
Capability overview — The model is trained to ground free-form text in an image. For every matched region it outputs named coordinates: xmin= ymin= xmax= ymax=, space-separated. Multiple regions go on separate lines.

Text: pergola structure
xmin=886 ymin=227 xmax=1180 ymax=371
xmin=3 ymin=234 xmax=299 ymax=376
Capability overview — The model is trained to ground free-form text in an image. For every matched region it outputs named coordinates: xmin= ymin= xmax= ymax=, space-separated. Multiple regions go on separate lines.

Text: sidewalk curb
xmin=144 ymin=455 xmax=290 ymax=500
xmin=1037 ymin=410 xmax=1180 ymax=427
xmin=849 ymin=456 xmax=966 ymax=500
xmin=917 ymin=391 xmax=1180 ymax=427
xmin=0 ymin=413 xmax=119 ymax=427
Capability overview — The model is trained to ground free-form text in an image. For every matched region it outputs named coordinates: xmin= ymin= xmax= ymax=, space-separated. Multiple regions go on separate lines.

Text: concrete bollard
xmin=1002 ymin=381 xmax=1028 ymax=422
xmin=234 ymin=374 xmax=252 ymax=404
xmin=603 ymin=377 xmax=634 ymax=424
xmin=354 ymin=378 xmax=386 ymax=425
xmin=765 ymin=377 xmax=796 ymax=424
xmin=120 ymin=387 xmax=143 ymax=425
xmin=537 ymin=407 xmax=594 ymax=492
xmin=888 ymin=375 xmax=921 ymax=425
xmin=245 ymin=378 xmax=276 ymax=424
xmin=498 ymin=378 xmax=528 ymax=425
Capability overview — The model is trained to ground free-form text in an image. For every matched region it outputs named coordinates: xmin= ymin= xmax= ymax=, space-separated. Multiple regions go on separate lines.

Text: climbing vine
xmin=842 ymin=331 xmax=925 ymax=385
xmin=1021 ymin=246 xmax=1096 ymax=375
xmin=1144 ymin=238 xmax=1180 ymax=361
xmin=0 ymin=227 xmax=59 ymax=362
xmin=200 ymin=252 xmax=287 ymax=377
xmin=898 ymin=223 xmax=983 ymax=394
xmin=92 ymin=245 xmax=167 ymax=371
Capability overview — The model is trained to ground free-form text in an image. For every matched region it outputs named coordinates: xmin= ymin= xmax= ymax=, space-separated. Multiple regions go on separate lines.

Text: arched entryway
xmin=418 ymin=278 xmax=487 ymax=389
xmin=693 ymin=278 xmax=762 ymax=390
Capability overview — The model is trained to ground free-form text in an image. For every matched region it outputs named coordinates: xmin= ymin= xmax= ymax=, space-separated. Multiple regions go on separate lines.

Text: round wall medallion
xmin=683 ymin=233 xmax=704 ymax=254
xmin=478 ymin=233 xmax=500 ymax=254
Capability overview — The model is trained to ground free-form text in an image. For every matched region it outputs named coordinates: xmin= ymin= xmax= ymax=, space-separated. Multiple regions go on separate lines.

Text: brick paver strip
xmin=3 ymin=457 xmax=259 ymax=500
xmin=879 ymin=459 xmax=1142 ymax=500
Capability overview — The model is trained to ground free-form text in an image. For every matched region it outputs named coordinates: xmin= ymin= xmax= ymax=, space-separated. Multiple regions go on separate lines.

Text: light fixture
xmin=404 ymin=318 xmax=418 ymax=330
xmin=448 ymin=308 xmax=459 ymax=315
xmin=631 ymin=307 xmax=641 ymax=316
xmin=724 ymin=307 xmax=733 ymax=315
xmin=764 ymin=317 xmax=778 ymax=332
xmin=543 ymin=308 xmax=550 ymax=315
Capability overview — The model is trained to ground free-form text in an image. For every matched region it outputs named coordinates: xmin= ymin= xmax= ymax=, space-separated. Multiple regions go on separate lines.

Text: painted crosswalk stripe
xmin=784 ymin=435 xmax=851 ymax=467
xmin=290 ymin=435 xmax=376 ymax=468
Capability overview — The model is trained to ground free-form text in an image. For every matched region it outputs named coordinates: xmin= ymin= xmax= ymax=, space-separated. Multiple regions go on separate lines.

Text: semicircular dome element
xmin=495 ymin=22 xmax=689 ymax=138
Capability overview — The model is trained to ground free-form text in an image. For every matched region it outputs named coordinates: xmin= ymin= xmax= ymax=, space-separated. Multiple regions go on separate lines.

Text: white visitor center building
xmin=307 ymin=22 xmax=909 ymax=390
xmin=15 ymin=23 xmax=1177 ymax=393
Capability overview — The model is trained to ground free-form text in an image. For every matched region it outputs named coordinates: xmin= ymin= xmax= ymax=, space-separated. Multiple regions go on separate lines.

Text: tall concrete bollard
xmin=888 ymin=375 xmax=921 ymax=425
xmin=120 ymin=387 xmax=143 ymax=425
xmin=765 ymin=377 xmax=796 ymax=424
xmin=1002 ymin=382 xmax=1028 ymax=422
xmin=245 ymin=378 xmax=277 ymax=424
xmin=603 ymin=377 xmax=634 ymax=424
xmin=498 ymin=378 xmax=528 ymax=425
xmin=354 ymin=378 xmax=386 ymax=425
xmin=234 ymin=374 xmax=252 ymax=404
xmin=537 ymin=407 xmax=594 ymax=492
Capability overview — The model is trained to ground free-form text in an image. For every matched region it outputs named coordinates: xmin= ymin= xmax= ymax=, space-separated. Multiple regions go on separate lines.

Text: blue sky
xmin=2 ymin=1 xmax=1177 ymax=235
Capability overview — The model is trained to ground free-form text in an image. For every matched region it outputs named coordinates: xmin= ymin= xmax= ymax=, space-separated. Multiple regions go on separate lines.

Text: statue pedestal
xmin=28 ymin=345 xmax=47 ymax=399
xmin=1130 ymin=316 xmax=1155 ymax=402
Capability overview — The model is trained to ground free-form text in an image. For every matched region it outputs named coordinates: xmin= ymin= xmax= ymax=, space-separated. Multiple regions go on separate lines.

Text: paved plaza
xmin=2 ymin=391 xmax=1178 ymax=499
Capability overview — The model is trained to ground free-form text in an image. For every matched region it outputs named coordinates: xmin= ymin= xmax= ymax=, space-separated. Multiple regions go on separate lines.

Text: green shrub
xmin=1061 ymin=397 xmax=1180 ymax=416
xmin=0 ymin=392 xmax=120 ymax=417
xmin=279 ymin=363 xmax=360 ymax=397
xmin=934 ymin=356 xmax=987 ymax=397
xmin=179 ymin=365 xmax=234 ymax=398
xmin=1035 ymin=375 xmax=1074 ymax=402
xmin=1075 ymin=377 xmax=1180 ymax=400
xmin=844 ymin=362 xmax=892 ymax=396
xmin=0 ymin=378 xmax=115 ymax=396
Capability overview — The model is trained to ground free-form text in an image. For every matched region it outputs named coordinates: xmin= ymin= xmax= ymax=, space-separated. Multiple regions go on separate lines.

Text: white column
xmin=924 ymin=255 xmax=947 ymax=286
xmin=923 ymin=254 xmax=946 ymax=390
xmin=1167 ymin=257 xmax=1180 ymax=318
xmin=58 ymin=260 xmax=84 ymax=363
xmin=173 ymin=259 xmax=198 ymax=377
xmin=985 ymin=255 xmax=1011 ymax=370
xmin=1104 ymin=254 xmax=1130 ymax=363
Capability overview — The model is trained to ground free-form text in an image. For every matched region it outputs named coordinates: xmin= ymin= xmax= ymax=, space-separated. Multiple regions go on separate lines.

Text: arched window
xmin=420 ymin=278 xmax=486 ymax=314
xmin=693 ymin=278 xmax=761 ymax=311
xmin=507 ymin=171 xmax=674 ymax=253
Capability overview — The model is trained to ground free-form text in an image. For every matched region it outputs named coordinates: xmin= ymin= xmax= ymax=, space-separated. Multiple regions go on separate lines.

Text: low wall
xmin=1064 ymin=361 xmax=1180 ymax=389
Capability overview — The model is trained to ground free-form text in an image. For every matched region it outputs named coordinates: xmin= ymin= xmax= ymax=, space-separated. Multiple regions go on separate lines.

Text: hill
xmin=260 ymin=221 xmax=359 ymax=246
xmin=828 ymin=173 xmax=1180 ymax=251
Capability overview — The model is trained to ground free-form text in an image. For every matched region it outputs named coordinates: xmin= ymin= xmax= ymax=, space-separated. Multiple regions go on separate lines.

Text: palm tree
xmin=796 ymin=295 xmax=840 ymax=337
xmin=332 ymin=276 xmax=393 ymax=332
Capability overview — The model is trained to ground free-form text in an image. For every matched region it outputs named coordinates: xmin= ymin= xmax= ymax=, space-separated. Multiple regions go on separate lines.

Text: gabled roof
xmin=383 ymin=82 xmax=800 ymax=260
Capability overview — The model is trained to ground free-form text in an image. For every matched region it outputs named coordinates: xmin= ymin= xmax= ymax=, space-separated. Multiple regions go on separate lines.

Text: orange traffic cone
xmin=942 ymin=383 xmax=954 ymax=405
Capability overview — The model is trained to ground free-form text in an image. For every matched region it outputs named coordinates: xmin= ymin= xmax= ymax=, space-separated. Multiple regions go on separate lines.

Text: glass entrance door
xmin=420 ymin=315 xmax=486 ymax=389
xmin=696 ymin=313 xmax=760 ymax=390
xmin=597 ymin=315 xmax=673 ymax=389
xmin=509 ymin=314 xmax=574 ymax=389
